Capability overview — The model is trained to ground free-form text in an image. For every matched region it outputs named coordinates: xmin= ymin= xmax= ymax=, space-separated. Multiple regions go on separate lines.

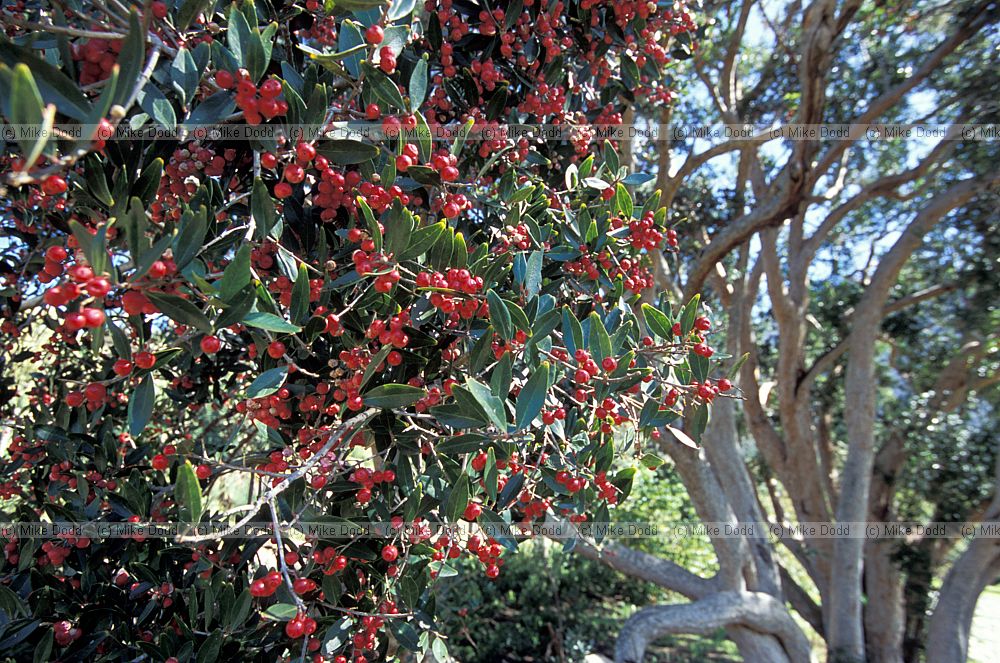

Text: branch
xmin=811 ymin=0 xmax=996 ymax=182
xmin=615 ymin=592 xmax=814 ymax=663
xmin=177 ymin=410 xmax=375 ymax=543
xmin=565 ymin=532 xmax=717 ymax=600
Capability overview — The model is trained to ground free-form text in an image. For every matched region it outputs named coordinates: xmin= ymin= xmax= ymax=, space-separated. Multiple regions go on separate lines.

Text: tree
xmin=0 ymin=1 xmax=714 ymax=661
xmin=575 ymin=0 xmax=1000 ymax=661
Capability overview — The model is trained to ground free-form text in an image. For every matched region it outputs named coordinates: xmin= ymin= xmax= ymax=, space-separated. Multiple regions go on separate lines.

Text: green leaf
xmin=641 ymin=452 xmax=666 ymax=469
xmin=246 ymin=366 xmax=288 ymax=399
xmin=363 ymin=384 xmax=424 ymax=409
xmin=363 ymin=63 xmax=407 ymax=109
xmin=460 ymin=379 xmax=507 ymax=431
xmin=226 ymin=589 xmax=252 ymax=629
xmin=290 ymin=263 xmax=310 ymax=324
xmin=388 ymin=0 xmax=417 ymax=20
xmin=679 ymin=294 xmax=700 ymax=336
xmin=228 ymin=3 xmax=267 ymax=81
xmin=688 ymin=350 xmax=710 ymax=383
xmin=487 ymin=290 xmax=513 ymax=341
xmin=175 ymin=461 xmax=203 ymax=524
xmin=490 ymin=352 xmax=512 ymax=399
xmin=217 ymin=245 xmax=252 ymax=302
xmin=727 ymin=353 xmax=750 ymax=379
xmin=196 ymin=630 xmax=222 ymax=663
xmin=452 ymin=231 xmax=468 ymax=268
xmin=562 ymin=306 xmax=584 ymax=357
xmin=525 ymin=251 xmax=543 ymax=298
xmin=444 ymin=474 xmax=470 ymax=522
xmin=322 ymin=617 xmax=353 ymax=655
xmin=68 ymin=220 xmax=109 ymax=276
xmin=9 ymin=64 xmax=46 ymax=167
xmin=173 ymin=207 xmax=208 ymax=269
xmin=383 ymin=206 xmax=415 ymax=259
xmin=32 ymin=630 xmax=53 ymax=663
xmin=614 ymin=183 xmax=634 ymax=218
xmin=391 ymin=621 xmax=421 ymax=651
xmin=252 ymin=177 xmax=276 ymax=240
xmin=262 ymin=603 xmax=299 ymax=621
xmin=587 ymin=311 xmax=612 ymax=363
xmin=360 ymin=344 xmax=393 ymax=389
xmin=216 ymin=285 xmax=256 ymax=328
xmin=317 ymin=139 xmax=379 ymax=165
xmin=666 ymin=425 xmax=699 ymax=449
xmin=147 ymin=292 xmax=213 ymax=333
xmin=336 ymin=20 xmax=364 ymax=78
xmin=435 ymin=434 xmax=491 ymax=454
xmin=409 ymin=57 xmax=428 ymax=110
xmin=641 ymin=303 xmax=673 ymax=340
xmin=176 ymin=0 xmax=214 ymax=30
xmin=450 ymin=117 xmax=475 ymax=157
xmin=0 ymin=41 xmax=91 ymax=121
xmin=430 ymin=404 xmax=489 ymax=429
xmin=496 ymin=470 xmax=524 ymax=509
xmin=113 ymin=11 xmax=145 ymax=107
xmin=171 ymin=48 xmax=200 ymax=104
xmin=244 ymin=312 xmax=301 ymax=333
xmin=128 ymin=375 xmax=155 ymax=437
xmin=357 ymin=197 xmax=382 ymax=253
xmin=485 ymin=447 xmax=498 ymax=501
xmin=133 ymin=233 xmax=174 ymax=282
xmin=515 ymin=361 xmax=549 ymax=431
xmin=331 ymin=0 xmax=387 ymax=11
xmin=138 ymin=83 xmax=177 ymax=130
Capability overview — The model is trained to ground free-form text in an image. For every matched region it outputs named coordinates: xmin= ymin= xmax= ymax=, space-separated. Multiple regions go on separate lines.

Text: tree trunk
xmin=924 ymin=538 xmax=1000 ymax=663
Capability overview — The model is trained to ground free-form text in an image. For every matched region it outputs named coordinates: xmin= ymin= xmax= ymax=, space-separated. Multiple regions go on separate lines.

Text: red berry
xmin=259 ymin=78 xmax=283 ymax=99
xmin=46 ymin=246 xmax=68 ymax=262
xmin=285 ymin=617 xmax=306 ymax=639
xmin=365 ymin=25 xmax=384 ymax=44
xmin=718 ymin=378 xmax=733 ymax=392
xmin=267 ymin=341 xmax=286 ymax=359
xmin=196 ymin=464 xmax=212 ymax=480
xmin=41 ymin=176 xmax=68 ymax=196
xmin=135 ymin=351 xmax=156 ymax=369
xmin=200 ymin=335 xmax=221 ymax=354
xmin=381 ymin=544 xmax=398 ymax=562
xmin=151 ymin=454 xmax=169 ymax=471
xmin=602 ymin=357 xmax=618 ymax=372
xmin=296 ymin=142 xmax=316 ymax=163
xmin=463 ymin=502 xmax=482 ymax=521
xmin=260 ymin=152 xmax=278 ymax=169
xmin=215 ymin=70 xmax=235 ymax=89
xmin=284 ymin=164 xmax=305 ymax=184
xmin=274 ymin=182 xmax=293 ymax=198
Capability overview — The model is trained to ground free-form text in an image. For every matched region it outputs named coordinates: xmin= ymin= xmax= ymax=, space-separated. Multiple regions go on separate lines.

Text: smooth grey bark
xmin=827 ymin=177 xmax=996 ymax=661
xmin=614 ymin=592 xmax=815 ymax=663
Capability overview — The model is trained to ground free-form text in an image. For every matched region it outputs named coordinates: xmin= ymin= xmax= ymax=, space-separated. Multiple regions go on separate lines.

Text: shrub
xmin=0 ymin=1 xmax=728 ymax=661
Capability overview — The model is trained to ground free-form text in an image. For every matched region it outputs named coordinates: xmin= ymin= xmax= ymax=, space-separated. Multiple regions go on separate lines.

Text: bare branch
xmin=615 ymin=592 xmax=814 ymax=663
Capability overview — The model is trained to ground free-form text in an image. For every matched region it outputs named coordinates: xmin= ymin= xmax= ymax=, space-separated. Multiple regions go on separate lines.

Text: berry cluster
xmin=418 ymin=268 xmax=486 ymax=319
xmin=72 ymin=38 xmax=121 ymax=85
xmin=153 ymin=142 xmax=235 ymax=222
xmin=215 ymin=70 xmax=289 ymax=125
